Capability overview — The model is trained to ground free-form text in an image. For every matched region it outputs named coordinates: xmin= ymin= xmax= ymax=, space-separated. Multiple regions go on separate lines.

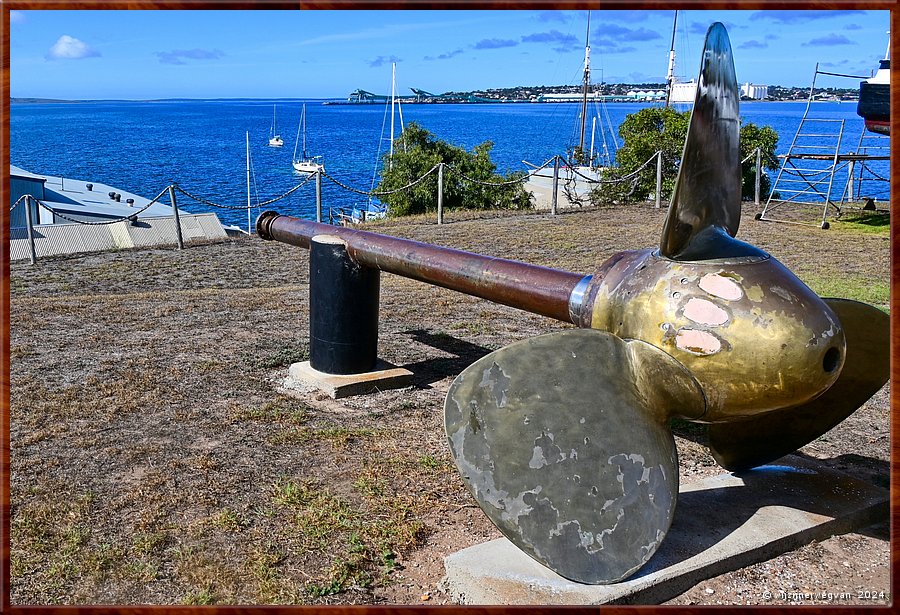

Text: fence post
xmin=551 ymin=156 xmax=560 ymax=215
xmin=168 ymin=184 xmax=184 ymax=250
xmin=847 ymin=160 xmax=855 ymax=202
xmin=437 ymin=163 xmax=444 ymax=225
xmin=24 ymin=196 xmax=37 ymax=265
xmin=655 ymin=151 xmax=663 ymax=209
xmin=316 ymin=169 xmax=323 ymax=223
xmin=754 ymin=147 xmax=762 ymax=206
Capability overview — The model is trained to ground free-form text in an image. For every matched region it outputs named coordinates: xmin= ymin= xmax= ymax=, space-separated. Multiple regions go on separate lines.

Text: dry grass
xmin=9 ymin=202 xmax=890 ymax=604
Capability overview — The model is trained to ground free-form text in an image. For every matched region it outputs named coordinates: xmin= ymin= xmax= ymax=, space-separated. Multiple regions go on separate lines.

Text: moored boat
xmin=268 ymin=104 xmax=284 ymax=146
xmin=857 ymin=41 xmax=890 ymax=135
xmin=342 ymin=63 xmax=403 ymax=224
xmin=523 ymin=10 xmax=616 ymax=206
xmin=292 ymin=104 xmax=324 ymax=173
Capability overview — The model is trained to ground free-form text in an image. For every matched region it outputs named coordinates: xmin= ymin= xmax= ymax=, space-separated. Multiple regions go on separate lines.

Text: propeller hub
xmin=582 ymin=249 xmax=845 ymax=420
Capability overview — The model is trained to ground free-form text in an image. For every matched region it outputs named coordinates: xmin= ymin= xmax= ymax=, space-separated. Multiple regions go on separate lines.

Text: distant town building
xmin=741 ymin=82 xmax=769 ymax=99
xmin=626 ymin=89 xmax=666 ymax=101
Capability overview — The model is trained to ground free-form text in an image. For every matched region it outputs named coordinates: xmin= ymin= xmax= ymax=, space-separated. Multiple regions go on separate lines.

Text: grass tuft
xmin=831 ymin=211 xmax=889 ymax=234
xmin=182 ymin=587 xmax=216 ymax=605
xmin=209 ymin=508 xmax=245 ymax=533
xmin=241 ymin=338 xmax=309 ymax=370
xmin=229 ymin=396 xmax=309 ymax=424
xmin=270 ymin=477 xmax=426 ymax=596
xmin=799 ymin=273 xmax=890 ymax=311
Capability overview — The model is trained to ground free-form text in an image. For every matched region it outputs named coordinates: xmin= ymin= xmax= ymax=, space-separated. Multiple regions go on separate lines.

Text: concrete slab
xmin=287 ymin=360 xmax=413 ymax=399
xmin=442 ymin=456 xmax=888 ymax=605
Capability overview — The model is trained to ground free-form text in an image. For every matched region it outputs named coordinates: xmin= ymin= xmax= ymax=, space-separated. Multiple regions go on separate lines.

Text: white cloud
xmin=10 ymin=11 xmax=26 ymax=24
xmin=46 ymin=35 xmax=100 ymax=60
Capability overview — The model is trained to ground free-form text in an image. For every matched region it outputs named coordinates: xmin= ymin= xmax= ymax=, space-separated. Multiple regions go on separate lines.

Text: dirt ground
xmin=8 ymin=202 xmax=891 ymax=605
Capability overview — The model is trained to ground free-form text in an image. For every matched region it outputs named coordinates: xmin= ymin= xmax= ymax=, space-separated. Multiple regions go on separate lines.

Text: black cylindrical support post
xmin=309 ymin=234 xmax=380 ymax=374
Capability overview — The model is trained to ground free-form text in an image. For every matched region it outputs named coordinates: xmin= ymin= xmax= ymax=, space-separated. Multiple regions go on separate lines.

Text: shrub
xmin=375 ymin=122 xmax=532 ymax=216
xmin=591 ymin=107 xmax=779 ymax=204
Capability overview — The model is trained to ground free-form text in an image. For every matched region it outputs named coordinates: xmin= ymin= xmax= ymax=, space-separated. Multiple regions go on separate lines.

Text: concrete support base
xmin=442 ymin=457 xmax=888 ymax=605
xmin=287 ymin=360 xmax=413 ymax=399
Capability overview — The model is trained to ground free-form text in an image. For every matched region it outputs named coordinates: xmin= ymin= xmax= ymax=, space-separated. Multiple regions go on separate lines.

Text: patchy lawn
xmin=9 ymin=203 xmax=890 ymax=605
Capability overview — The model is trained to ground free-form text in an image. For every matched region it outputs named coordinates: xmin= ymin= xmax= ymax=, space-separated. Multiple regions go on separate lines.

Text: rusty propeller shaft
xmin=257 ymin=211 xmax=591 ymax=325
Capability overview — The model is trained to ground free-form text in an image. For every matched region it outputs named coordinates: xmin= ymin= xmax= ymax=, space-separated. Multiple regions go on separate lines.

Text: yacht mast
xmin=390 ymin=63 xmax=396 ymax=170
xmin=665 ymin=10 xmax=678 ymax=107
xmin=578 ymin=11 xmax=591 ymax=161
xmin=292 ymin=106 xmax=302 ymax=162
xmin=301 ymin=104 xmax=307 ymax=159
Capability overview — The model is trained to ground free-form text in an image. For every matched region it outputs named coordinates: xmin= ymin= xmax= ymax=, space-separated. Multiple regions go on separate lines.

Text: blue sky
xmin=9 ymin=9 xmax=890 ymax=99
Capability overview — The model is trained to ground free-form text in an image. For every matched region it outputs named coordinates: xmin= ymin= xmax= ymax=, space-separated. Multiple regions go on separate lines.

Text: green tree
xmin=375 ymin=122 xmax=532 ymax=217
xmin=738 ymin=121 xmax=780 ymax=200
xmin=591 ymin=107 xmax=779 ymax=204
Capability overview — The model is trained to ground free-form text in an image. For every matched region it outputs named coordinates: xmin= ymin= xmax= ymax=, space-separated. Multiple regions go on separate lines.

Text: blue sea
xmin=9 ymin=99 xmax=887 ymax=228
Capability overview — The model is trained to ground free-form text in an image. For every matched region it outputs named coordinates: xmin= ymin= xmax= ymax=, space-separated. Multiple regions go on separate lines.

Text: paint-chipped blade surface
xmin=445 ymin=329 xmax=705 ymax=584
xmin=660 ymin=22 xmax=743 ymax=261
xmin=710 ymin=299 xmax=889 ymax=471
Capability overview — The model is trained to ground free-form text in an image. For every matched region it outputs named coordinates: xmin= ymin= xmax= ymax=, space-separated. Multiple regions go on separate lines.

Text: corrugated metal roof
xmin=40 ymin=199 xmax=172 ymax=221
xmin=123 ymin=214 xmax=225 ymax=248
xmin=10 ymin=165 xmax=48 ymax=182
xmin=10 ymin=165 xmax=178 ymax=221
xmin=41 ymin=176 xmax=174 ymax=218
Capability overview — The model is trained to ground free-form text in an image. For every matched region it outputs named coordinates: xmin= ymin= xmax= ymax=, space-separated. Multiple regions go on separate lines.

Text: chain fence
xmin=174 ymin=172 xmax=317 ymax=210
xmin=13 ymin=151 xmax=667 ymax=234
xmin=321 ymin=162 xmax=443 ymax=197
xmin=13 ymin=149 xmax=724 ymax=264
xmin=10 ymin=194 xmax=28 ymax=212
xmin=31 ymin=186 xmax=173 ymax=226
xmin=446 ymin=157 xmax=558 ymax=188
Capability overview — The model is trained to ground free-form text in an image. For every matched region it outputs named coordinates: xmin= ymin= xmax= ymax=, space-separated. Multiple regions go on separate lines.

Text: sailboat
xmin=524 ymin=11 xmax=616 ymax=204
xmin=292 ymin=104 xmax=324 ymax=173
xmin=268 ymin=104 xmax=284 ymax=147
xmin=569 ymin=11 xmax=615 ymax=174
xmin=342 ymin=63 xmax=404 ymax=224
xmin=665 ymin=11 xmax=697 ymax=105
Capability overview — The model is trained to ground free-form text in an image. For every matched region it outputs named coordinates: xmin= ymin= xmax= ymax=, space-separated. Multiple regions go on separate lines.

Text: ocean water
xmin=9 ymin=99 xmax=886 ymax=228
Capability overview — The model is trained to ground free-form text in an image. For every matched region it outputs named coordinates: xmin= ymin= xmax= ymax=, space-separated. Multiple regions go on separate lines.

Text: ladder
xmin=760 ymin=117 xmax=845 ymax=228
xmin=758 ymin=64 xmax=871 ymax=229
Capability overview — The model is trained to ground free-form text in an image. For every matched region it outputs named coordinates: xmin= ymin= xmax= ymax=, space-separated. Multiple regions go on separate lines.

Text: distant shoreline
xmin=10 ymin=97 xmax=335 ymax=104
xmin=11 ymin=97 xmax=853 ymax=105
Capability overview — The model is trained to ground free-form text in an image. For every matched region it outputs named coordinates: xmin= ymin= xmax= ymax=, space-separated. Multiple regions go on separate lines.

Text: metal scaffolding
xmin=757 ymin=65 xmax=890 ymax=229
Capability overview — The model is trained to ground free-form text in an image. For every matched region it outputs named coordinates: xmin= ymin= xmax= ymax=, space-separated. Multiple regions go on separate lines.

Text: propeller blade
xmin=709 ymin=299 xmax=889 ymax=471
xmin=660 ymin=22 xmax=761 ymax=261
xmin=445 ymin=329 xmax=705 ymax=583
